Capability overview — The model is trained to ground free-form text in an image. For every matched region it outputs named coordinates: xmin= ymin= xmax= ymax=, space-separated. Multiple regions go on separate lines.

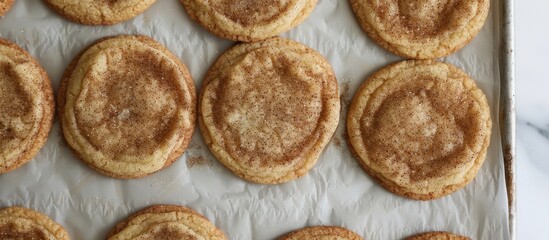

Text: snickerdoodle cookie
xmin=279 ymin=226 xmax=363 ymax=240
xmin=199 ymin=37 xmax=339 ymax=184
xmin=58 ymin=35 xmax=196 ymax=179
xmin=0 ymin=38 xmax=54 ymax=174
xmin=44 ymin=0 xmax=157 ymax=25
xmin=181 ymin=0 xmax=317 ymax=42
xmin=350 ymin=0 xmax=490 ymax=59
xmin=0 ymin=206 xmax=70 ymax=239
xmin=107 ymin=205 xmax=226 ymax=240
xmin=406 ymin=231 xmax=471 ymax=240
xmin=347 ymin=60 xmax=491 ymax=200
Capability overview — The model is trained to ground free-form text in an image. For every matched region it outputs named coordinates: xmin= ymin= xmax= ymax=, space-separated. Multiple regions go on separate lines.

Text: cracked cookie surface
xmin=44 ymin=0 xmax=157 ymax=25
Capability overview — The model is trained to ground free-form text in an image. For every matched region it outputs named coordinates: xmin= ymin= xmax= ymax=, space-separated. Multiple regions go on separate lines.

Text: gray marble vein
xmin=525 ymin=122 xmax=549 ymax=140
xmin=518 ymin=119 xmax=549 ymax=172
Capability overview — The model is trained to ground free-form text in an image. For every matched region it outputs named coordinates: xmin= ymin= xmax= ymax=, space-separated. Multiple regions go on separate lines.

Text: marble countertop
xmin=516 ymin=1 xmax=548 ymax=239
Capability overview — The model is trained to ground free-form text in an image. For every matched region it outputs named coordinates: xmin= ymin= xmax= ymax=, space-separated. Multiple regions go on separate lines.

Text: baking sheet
xmin=0 ymin=0 xmax=510 ymax=239
xmin=498 ymin=0 xmax=516 ymax=239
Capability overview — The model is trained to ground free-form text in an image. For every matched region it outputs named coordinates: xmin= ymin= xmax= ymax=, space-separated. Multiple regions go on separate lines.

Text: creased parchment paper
xmin=0 ymin=0 xmax=509 ymax=239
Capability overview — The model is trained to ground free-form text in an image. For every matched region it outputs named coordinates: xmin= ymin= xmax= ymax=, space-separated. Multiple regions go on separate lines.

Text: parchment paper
xmin=0 ymin=0 xmax=509 ymax=239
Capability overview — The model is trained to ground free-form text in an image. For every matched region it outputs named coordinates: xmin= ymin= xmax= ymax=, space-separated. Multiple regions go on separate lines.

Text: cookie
xmin=0 ymin=206 xmax=70 ymax=239
xmin=199 ymin=37 xmax=339 ymax=184
xmin=107 ymin=205 xmax=226 ymax=240
xmin=0 ymin=0 xmax=14 ymax=16
xmin=0 ymin=38 xmax=54 ymax=174
xmin=347 ymin=60 xmax=492 ymax=200
xmin=181 ymin=0 xmax=317 ymax=42
xmin=44 ymin=0 xmax=157 ymax=25
xmin=406 ymin=231 xmax=471 ymax=240
xmin=279 ymin=226 xmax=363 ymax=240
xmin=58 ymin=35 xmax=196 ymax=179
xmin=349 ymin=0 xmax=490 ymax=59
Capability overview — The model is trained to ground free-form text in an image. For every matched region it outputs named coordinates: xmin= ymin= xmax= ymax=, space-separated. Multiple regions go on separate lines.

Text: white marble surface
xmin=516 ymin=1 xmax=549 ymax=239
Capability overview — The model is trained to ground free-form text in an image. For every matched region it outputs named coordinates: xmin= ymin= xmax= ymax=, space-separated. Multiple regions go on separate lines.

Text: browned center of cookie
xmin=212 ymin=49 xmax=324 ymax=166
xmin=210 ymin=0 xmax=291 ymax=26
xmin=74 ymin=48 xmax=185 ymax=157
xmin=375 ymin=0 xmax=475 ymax=38
xmin=361 ymin=76 xmax=483 ymax=181
xmin=0 ymin=223 xmax=48 ymax=240
xmin=0 ymin=62 xmax=35 ymax=153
